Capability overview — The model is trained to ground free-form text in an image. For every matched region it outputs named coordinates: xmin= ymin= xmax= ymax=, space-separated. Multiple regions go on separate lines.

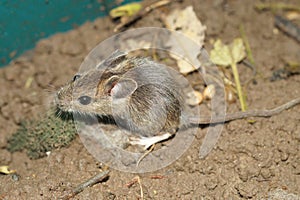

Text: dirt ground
xmin=1 ymin=0 xmax=300 ymax=199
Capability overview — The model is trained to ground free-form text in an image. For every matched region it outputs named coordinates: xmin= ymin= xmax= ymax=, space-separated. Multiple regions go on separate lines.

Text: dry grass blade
xmin=255 ymin=3 xmax=300 ymax=12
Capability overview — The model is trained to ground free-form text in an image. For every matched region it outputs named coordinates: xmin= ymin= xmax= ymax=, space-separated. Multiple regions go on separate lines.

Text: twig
xmin=125 ymin=176 xmax=144 ymax=200
xmin=136 ymin=176 xmax=144 ymax=200
xmin=190 ymin=97 xmax=300 ymax=124
xmin=255 ymin=3 xmax=300 ymax=12
xmin=275 ymin=15 xmax=300 ymax=43
xmin=114 ymin=0 xmax=175 ymax=32
xmin=61 ymin=170 xmax=109 ymax=200
xmin=150 ymin=175 xmax=165 ymax=179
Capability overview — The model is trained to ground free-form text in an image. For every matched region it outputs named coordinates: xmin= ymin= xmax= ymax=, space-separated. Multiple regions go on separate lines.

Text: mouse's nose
xmin=56 ymin=89 xmax=63 ymax=101
xmin=55 ymin=87 xmax=69 ymax=106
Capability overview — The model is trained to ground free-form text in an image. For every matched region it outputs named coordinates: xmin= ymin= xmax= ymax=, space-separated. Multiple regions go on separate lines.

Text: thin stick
xmin=61 ymin=170 xmax=109 ymax=200
xmin=255 ymin=3 xmax=300 ymax=12
xmin=190 ymin=97 xmax=300 ymax=124
xmin=136 ymin=176 xmax=144 ymax=200
xmin=114 ymin=0 xmax=174 ymax=32
xmin=275 ymin=15 xmax=300 ymax=43
xmin=125 ymin=176 xmax=144 ymax=200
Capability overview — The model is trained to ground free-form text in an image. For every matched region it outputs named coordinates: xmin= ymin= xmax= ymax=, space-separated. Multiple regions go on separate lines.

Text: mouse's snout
xmin=55 ymin=86 xmax=73 ymax=112
xmin=55 ymin=89 xmax=64 ymax=108
xmin=55 ymin=88 xmax=64 ymax=103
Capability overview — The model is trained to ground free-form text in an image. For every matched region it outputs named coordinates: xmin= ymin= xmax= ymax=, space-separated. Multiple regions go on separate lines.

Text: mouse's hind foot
xmin=129 ymin=133 xmax=173 ymax=150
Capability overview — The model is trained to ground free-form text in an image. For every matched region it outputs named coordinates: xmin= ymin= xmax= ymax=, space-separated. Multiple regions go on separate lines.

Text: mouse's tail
xmin=189 ymin=97 xmax=300 ymax=125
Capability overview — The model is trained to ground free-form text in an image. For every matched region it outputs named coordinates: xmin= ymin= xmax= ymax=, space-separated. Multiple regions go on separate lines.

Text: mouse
xmin=56 ymin=50 xmax=189 ymax=149
xmin=55 ymin=50 xmax=300 ymax=150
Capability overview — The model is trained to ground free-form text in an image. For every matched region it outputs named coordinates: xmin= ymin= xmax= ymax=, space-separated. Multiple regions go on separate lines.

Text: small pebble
xmin=11 ymin=173 xmax=20 ymax=181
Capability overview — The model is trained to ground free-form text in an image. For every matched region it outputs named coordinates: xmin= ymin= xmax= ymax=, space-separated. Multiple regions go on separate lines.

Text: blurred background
xmin=0 ymin=0 xmax=140 ymax=67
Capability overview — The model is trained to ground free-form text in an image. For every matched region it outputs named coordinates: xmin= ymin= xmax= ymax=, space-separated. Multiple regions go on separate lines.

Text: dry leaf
xmin=170 ymin=54 xmax=195 ymax=74
xmin=286 ymin=11 xmax=300 ymax=20
xmin=164 ymin=6 xmax=206 ymax=45
xmin=109 ymin=3 xmax=142 ymax=19
xmin=0 ymin=166 xmax=16 ymax=174
xmin=164 ymin=6 xmax=206 ymax=74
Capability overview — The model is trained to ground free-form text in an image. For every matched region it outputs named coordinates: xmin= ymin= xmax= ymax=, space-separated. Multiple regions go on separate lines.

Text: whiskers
xmin=54 ymin=104 xmax=98 ymax=124
xmin=29 ymin=84 xmax=69 ymax=120
xmin=54 ymin=106 xmax=74 ymax=121
xmin=38 ymin=85 xmax=58 ymax=109
xmin=43 ymin=84 xmax=57 ymax=93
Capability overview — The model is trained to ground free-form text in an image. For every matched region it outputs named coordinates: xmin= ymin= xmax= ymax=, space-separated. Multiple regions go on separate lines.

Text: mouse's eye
xmin=78 ymin=96 xmax=91 ymax=105
xmin=73 ymin=75 xmax=81 ymax=82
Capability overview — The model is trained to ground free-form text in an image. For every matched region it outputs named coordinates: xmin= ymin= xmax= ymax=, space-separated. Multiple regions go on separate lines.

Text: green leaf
xmin=209 ymin=38 xmax=247 ymax=111
xmin=210 ymin=39 xmax=231 ymax=66
xmin=230 ymin=38 xmax=246 ymax=63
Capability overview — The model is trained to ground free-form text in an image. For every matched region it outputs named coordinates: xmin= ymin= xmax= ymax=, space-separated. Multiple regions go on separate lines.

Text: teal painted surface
xmin=0 ymin=0 xmax=140 ymax=67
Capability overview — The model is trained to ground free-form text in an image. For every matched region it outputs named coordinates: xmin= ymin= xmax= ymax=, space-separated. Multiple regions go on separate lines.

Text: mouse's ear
xmin=102 ymin=75 xmax=119 ymax=95
xmin=111 ymin=78 xmax=138 ymax=99
xmin=97 ymin=50 xmax=127 ymax=69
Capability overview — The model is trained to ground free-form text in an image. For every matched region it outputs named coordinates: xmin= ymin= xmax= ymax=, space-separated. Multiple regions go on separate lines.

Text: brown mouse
xmin=56 ymin=50 xmax=189 ymax=149
xmin=56 ymin=50 xmax=300 ymax=149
